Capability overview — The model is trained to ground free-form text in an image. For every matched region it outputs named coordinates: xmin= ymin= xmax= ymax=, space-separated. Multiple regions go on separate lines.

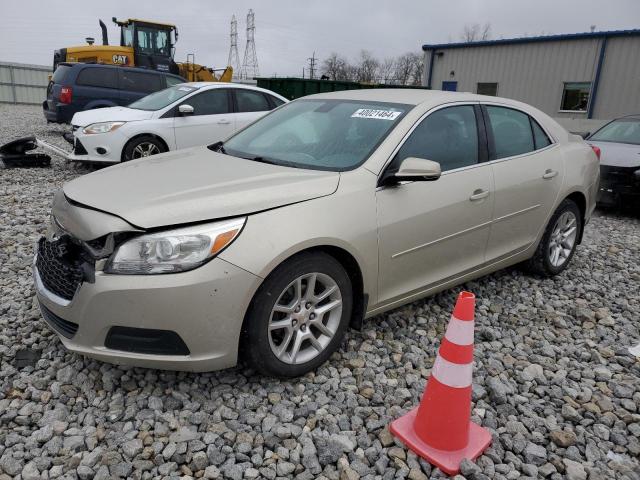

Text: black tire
xmin=526 ymin=199 xmax=582 ymax=276
xmin=242 ymin=252 xmax=353 ymax=377
xmin=122 ymin=135 xmax=166 ymax=161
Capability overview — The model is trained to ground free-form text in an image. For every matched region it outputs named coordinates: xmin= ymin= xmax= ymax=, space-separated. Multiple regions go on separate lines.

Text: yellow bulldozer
xmin=53 ymin=18 xmax=233 ymax=82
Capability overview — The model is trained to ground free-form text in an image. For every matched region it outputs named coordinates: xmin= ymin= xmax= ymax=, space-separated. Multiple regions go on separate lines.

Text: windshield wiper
xmin=208 ymin=141 xmax=226 ymax=154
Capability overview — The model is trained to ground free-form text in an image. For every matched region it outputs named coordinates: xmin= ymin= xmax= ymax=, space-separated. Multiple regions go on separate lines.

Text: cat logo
xmin=112 ymin=54 xmax=128 ymax=65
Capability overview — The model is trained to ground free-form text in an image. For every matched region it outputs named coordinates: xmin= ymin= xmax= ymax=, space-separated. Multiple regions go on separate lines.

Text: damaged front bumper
xmin=0 ymin=133 xmax=114 ymax=167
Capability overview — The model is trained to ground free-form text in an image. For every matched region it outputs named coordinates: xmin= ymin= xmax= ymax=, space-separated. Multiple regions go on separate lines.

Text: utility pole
xmin=307 ymin=52 xmax=317 ymax=80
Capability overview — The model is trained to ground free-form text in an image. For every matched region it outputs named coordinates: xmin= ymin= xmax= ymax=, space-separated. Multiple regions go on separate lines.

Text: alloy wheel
xmin=132 ymin=142 xmax=161 ymax=158
xmin=268 ymin=272 xmax=343 ymax=364
xmin=548 ymin=210 xmax=578 ymax=267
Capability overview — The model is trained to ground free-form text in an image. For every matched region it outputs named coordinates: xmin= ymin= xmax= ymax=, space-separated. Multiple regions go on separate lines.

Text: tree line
xmin=315 ymin=23 xmax=494 ymax=85
xmin=319 ymin=50 xmax=425 ymax=85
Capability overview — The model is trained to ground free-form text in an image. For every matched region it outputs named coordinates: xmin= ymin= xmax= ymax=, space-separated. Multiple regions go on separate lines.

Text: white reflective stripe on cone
xmin=445 ymin=316 xmax=475 ymax=346
xmin=431 ymin=355 xmax=473 ymax=388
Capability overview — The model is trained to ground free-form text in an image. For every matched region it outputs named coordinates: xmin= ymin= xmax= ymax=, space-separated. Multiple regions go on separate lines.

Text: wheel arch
xmin=238 ymin=243 xmax=367 ymax=355
xmin=121 ymin=133 xmax=170 ymax=161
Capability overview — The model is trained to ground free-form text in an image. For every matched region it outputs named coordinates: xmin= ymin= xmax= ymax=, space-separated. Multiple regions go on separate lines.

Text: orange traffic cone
xmin=389 ymin=291 xmax=491 ymax=475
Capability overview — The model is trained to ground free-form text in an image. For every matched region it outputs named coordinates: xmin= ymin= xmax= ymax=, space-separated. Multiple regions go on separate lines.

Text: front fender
xmin=218 ymin=169 xmax=379 ymax=304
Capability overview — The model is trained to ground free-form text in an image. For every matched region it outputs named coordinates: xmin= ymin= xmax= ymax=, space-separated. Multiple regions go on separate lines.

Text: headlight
xmin=82 ymin=121 xmax=126 ymax=134
xmin=105 ymin=218 xmax=246 ymax=274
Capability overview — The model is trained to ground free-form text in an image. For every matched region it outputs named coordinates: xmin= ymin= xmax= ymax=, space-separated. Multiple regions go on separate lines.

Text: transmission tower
xmin=227 ymin=15 xmax=240 ymax=75
xmin=307 ymin=52 xmax=317 ymax=79
xmin=241 ymin=9 xmax=259 ymax=79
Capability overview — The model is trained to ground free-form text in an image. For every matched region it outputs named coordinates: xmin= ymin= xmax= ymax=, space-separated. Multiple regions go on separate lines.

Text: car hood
xmin=589 ymin=141 xmax=640 ymax=168
xmin=71 ymin=106 xmax=154 ymax=127
xmin=62 ymin=147 xmax=340 ymax=229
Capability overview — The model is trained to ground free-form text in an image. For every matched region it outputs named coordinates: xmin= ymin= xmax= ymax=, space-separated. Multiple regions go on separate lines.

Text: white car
xmin=67 ymin=82 xmax=288 ymax=163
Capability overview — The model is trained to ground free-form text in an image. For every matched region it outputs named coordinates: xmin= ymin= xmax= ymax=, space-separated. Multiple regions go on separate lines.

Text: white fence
xmin=0 ymin=62 xmax=51 ymax=105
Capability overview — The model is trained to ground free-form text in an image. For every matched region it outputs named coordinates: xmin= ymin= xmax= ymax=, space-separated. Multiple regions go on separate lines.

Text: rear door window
xmin=485 ymin=106 xmax=535 ymax=159
xmin=531 ymin=119 xmax=552 ymax=149
xmin=52 ymin=65 xmax=72 ymax=84
xmin=119 ymin=70 xmax=164 ymax=93
xmin=76 ymin=67 xmax=118 ymax=89
xmin=267 ymin=94 xmax=285 ymax=108
xmin=181 ymin=89 xmax=230 ymax=116
xmin=235 ymin=89 xmax=271 ymax=112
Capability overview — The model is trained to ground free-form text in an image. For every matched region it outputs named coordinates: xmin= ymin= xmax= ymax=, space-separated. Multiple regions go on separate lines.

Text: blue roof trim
xmin=422 ymin=29 xmax=640 ymax=50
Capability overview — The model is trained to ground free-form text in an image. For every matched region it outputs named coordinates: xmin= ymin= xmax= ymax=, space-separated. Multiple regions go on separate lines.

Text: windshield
xmin=136 ymin=26 xmax=171 ymax=56
xmin=221 ymin=99 xmax=410 ymax=171
xmin=128 ymin=85 xmax=196 ymax=111
xmin=589 ymin=118 xmax=640 ymax=145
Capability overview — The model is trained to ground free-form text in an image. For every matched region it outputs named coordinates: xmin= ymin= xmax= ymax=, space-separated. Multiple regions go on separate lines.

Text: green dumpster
xmin=256 ymin=77 xmax=428 ymax=100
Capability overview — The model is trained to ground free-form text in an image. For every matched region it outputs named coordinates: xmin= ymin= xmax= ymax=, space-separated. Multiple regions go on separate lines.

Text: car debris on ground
xmin=0 ymin=136 xmax=51 ymax=168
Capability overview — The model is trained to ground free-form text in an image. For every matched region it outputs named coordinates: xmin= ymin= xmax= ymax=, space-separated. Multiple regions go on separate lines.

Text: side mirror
xmin=575 ymin=131 xmax=591 ymax=139
xmin=394 ymin=157 xmax=441 ymax=182
xmin=178 ymin=104 xmax=194 ymax=116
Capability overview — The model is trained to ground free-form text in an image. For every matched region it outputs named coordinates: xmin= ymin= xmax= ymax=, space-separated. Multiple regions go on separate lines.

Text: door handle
xmin=469 ymin=189 xmax=490 ymax=201
xmin=217 ymin=119 xmax=231 ymax=125
xmin=542 ymin=169 xmax=558 ymax=179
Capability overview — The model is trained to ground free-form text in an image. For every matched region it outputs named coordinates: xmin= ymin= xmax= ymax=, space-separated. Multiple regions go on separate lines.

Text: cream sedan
xmin=34 ymin=90 xmax=599 ymax=377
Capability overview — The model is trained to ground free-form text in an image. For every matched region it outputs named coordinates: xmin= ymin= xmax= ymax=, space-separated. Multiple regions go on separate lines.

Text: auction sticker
xmin=351 ymin=109 xmax=402 ymax=120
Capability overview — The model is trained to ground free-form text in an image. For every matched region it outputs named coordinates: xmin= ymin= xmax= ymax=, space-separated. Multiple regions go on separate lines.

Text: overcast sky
xmin=2 ymin=0 xmax=639 ymax=76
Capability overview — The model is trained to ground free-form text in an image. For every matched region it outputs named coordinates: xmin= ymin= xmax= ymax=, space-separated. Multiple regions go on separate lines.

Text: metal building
xmin=422 ymin=29 xmax=640 ymax=130
xmin=0 ymin=62 xmax=50 ymax=105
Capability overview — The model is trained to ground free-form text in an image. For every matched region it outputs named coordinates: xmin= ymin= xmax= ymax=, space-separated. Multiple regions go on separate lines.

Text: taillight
xmin=590 ymin=145 xmax=601 ymax=161
xmin=59 ymin=86 xmax=72 ymax=104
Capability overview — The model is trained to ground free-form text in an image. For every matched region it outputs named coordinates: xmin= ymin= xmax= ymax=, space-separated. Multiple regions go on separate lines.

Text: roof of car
xmin=303 ymin=88 xmax=492 ymax=106
xmin=177 ymin=82 xmax=266 ymax=89
xmin=58 ymin=63 xmax=180 ymax=77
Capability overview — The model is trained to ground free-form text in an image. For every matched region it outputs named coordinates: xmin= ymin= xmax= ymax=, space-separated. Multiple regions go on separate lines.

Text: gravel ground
xmin=1 ymin=104 xmax=639 ymax=480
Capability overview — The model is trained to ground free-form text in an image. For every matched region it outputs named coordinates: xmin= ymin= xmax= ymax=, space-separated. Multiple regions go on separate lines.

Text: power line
xmin=240 ymin=9 xmax=259 ymax=79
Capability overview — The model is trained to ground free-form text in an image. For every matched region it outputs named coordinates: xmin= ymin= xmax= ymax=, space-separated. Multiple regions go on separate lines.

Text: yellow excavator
xmin=53 ymin=18 xmax=233 ymax=82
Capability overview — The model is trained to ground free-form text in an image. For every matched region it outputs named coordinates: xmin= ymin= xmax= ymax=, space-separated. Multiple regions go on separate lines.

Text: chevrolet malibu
xmin=34 ymin=90 xmax=599 ymax=377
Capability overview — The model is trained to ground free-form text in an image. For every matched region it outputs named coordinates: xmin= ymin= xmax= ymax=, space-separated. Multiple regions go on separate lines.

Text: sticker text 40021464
xmin=351 ymin=109 xmax=402 ymax=120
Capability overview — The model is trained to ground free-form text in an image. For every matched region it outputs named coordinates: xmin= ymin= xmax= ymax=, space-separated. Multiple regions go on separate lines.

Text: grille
xmin=36 ymin=237 xmax=84 ymax=301
xmin=39 ymin=301 xmax=78 ymax=339
xmin=74 ymin=138 xmax=88 ymax=155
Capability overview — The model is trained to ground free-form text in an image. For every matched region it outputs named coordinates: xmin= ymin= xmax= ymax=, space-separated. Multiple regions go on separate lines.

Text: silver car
xmin=34 ymin=90 xmax=599 ymax=377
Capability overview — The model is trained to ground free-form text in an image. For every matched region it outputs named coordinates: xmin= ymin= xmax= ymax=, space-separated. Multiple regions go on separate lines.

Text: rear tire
xmin=122 ymin=135 xmax=166 ymax=161
xmin=242 ymin=252 xmax=353 ymax=377
xmin=525 ymin=199 xmax=582 ymax=276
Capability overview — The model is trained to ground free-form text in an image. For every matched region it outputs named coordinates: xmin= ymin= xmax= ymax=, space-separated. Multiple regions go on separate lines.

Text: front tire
xmin=122 ymin=135 xmax=166 ymax=161
xmin=526 ymin=199 xmax=582 ymax=276
xmin=243 ymin=252 xmax=353 ymax=377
